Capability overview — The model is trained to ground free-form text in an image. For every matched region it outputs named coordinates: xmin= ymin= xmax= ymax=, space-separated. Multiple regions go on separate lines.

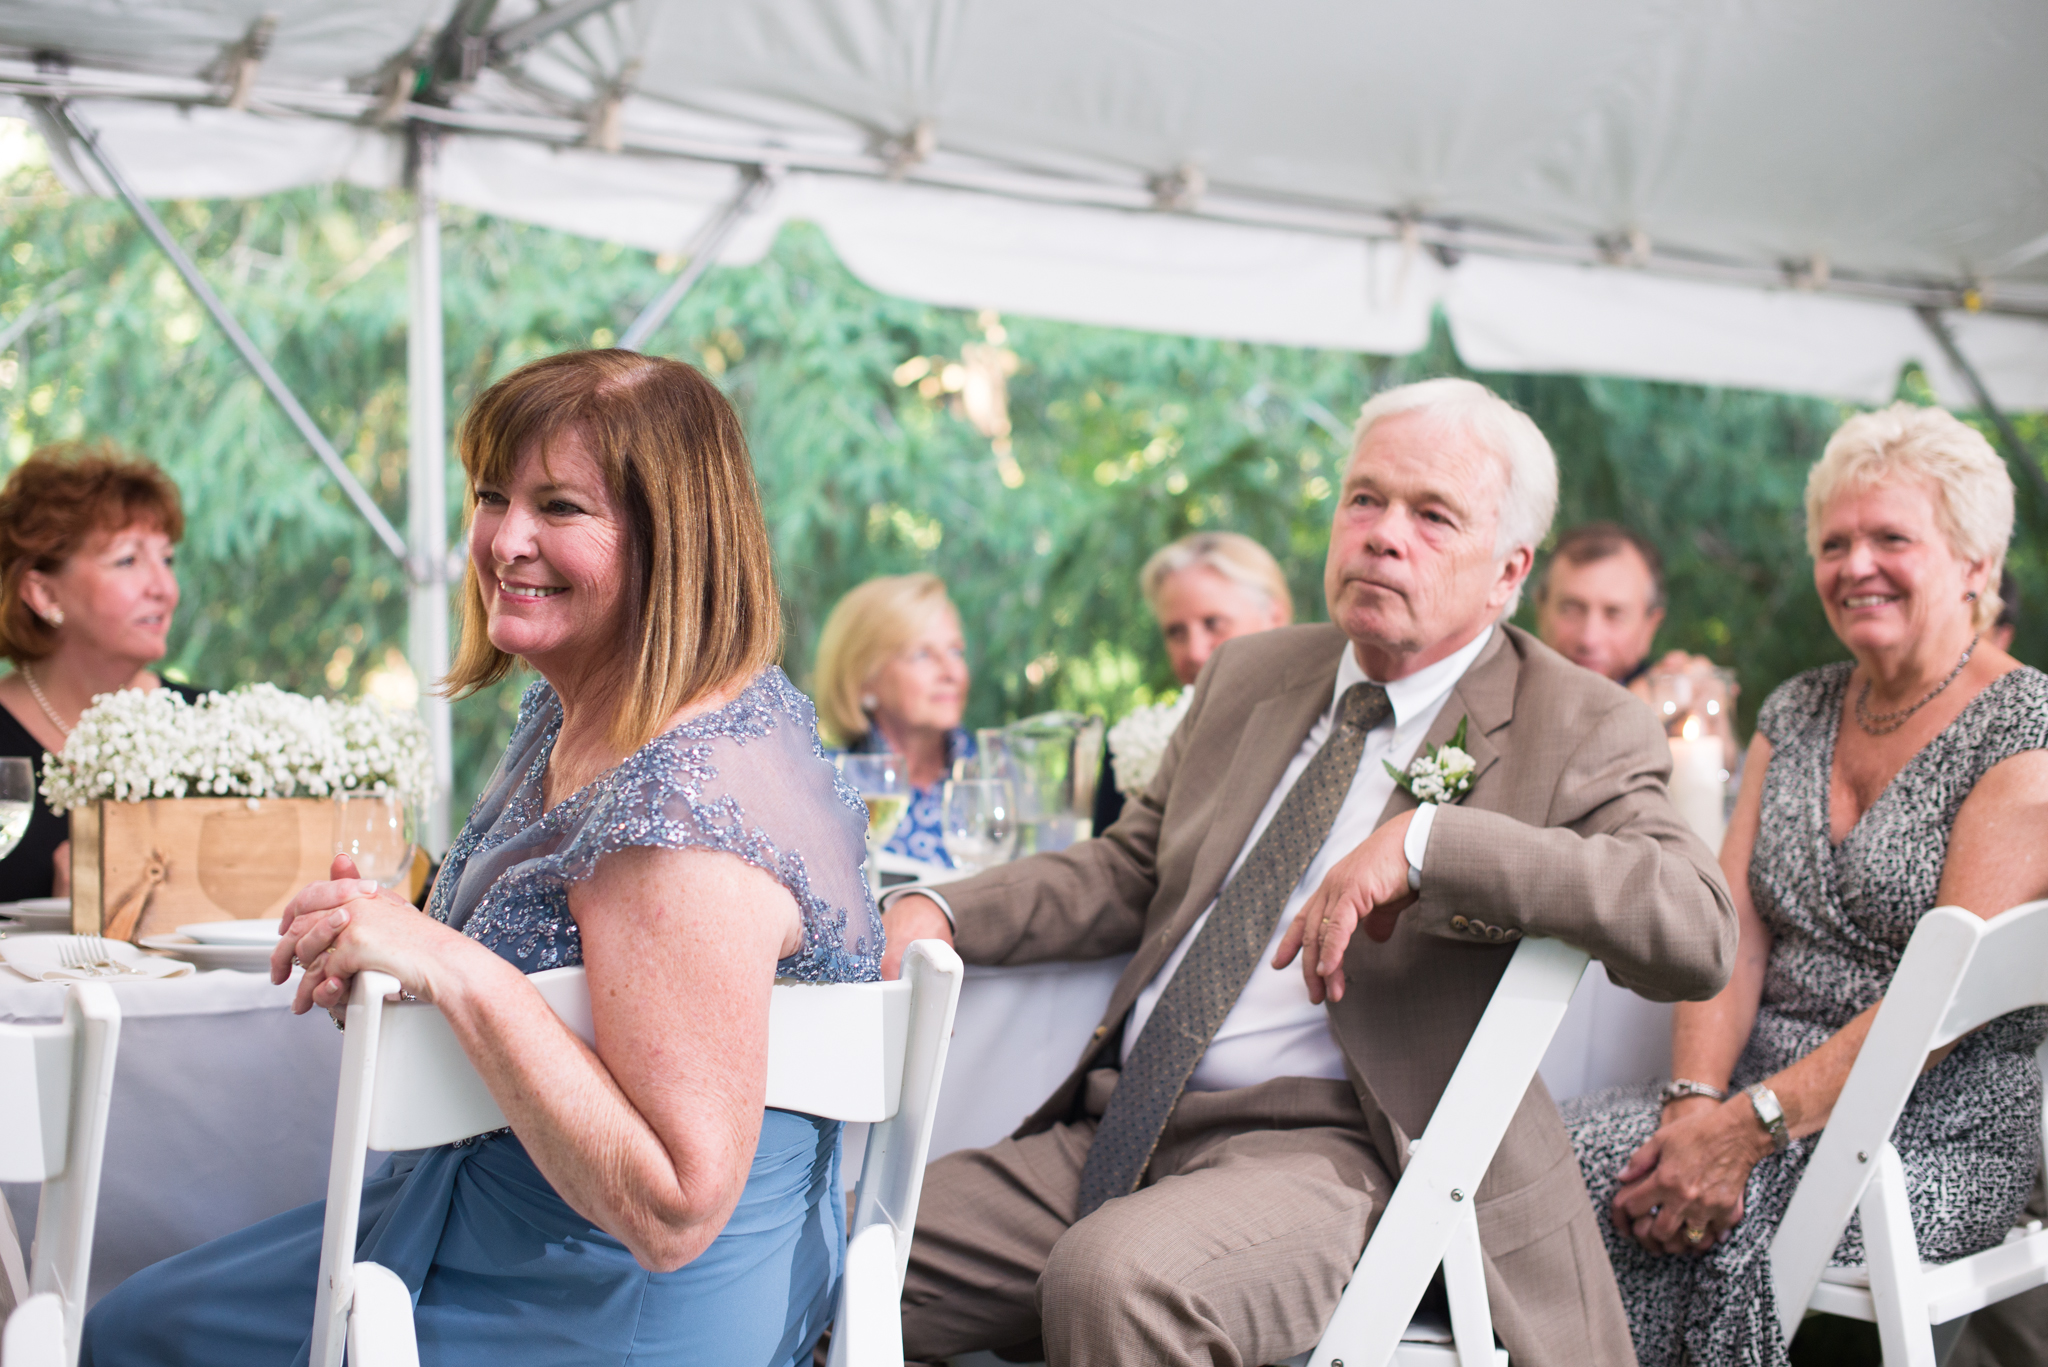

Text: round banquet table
xmin=1 ymin=966 xmax=346 ymax=1308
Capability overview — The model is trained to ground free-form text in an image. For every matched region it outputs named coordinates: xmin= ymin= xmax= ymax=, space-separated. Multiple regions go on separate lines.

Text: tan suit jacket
xmin=941 ymin=622 xmax=1738 ymax=1363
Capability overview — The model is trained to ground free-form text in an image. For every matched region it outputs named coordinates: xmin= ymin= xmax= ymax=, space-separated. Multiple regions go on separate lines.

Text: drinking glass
xmin=836 ymin=754 xmax=909 ymax=889
xmin=333 ymin=791 xmax=417 ymax=889
xmin=0 ymin=757 xmax=32 ymax=863
xmin=941 ymin=778 xmax=1017 ymax=873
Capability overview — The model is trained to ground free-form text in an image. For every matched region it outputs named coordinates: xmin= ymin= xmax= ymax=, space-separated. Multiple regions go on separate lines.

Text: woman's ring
xmin=1683 ymin=1225 xmax=1707 ymax=1245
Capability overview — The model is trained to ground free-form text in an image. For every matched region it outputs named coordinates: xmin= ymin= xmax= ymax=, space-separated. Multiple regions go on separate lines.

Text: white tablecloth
xmin=1 ymin=968 xmax=345 ymax=1306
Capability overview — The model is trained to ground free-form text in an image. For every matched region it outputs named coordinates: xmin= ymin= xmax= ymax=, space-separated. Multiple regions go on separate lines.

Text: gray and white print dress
xmin=1564 ymin=662 xmax=2048 ymax=1367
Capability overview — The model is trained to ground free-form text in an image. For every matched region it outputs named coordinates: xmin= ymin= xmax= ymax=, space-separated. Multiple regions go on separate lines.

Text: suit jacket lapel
xmin=1374 ymin=626 xmax=1517 ymax=826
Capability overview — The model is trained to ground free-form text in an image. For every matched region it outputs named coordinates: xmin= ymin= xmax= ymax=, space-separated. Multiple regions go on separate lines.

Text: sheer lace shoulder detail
xmin=429 ymin=670 xmax=880 ymax=982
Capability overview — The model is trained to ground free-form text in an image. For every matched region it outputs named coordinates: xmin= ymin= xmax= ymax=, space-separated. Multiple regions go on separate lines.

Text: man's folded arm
xmin=1411 ymin=695 xmax=1738 ymax=1002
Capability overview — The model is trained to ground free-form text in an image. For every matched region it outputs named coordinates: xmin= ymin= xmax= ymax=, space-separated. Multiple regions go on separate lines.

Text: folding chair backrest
xmin=1307 ymin=935 xmax=1590 ymax=1367
xmin=310 ymin=944 xmax=965 ymax=1367
xmin=0 ymin=984 xmax=121 ymax=1366
xmin=1771 ymin=899 xmax=2048 ymax=1343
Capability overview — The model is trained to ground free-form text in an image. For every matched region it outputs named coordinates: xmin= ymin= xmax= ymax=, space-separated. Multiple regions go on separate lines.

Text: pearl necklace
xmin=21 ymin=664 xmax=71 ymax=738
xmin=1854 ymin=635 xmax=1979 ymax=736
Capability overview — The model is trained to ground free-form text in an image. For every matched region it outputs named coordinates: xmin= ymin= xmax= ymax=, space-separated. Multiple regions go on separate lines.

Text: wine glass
xmin=332 ymin=791 xmax=417 ymax=890
xmin=836 ymin=754 xmax=909 ymax=890
xmin=941 ymin=778 xmax=1016 ymax=873
xmin=0 ymin=757 xmax=32 ymax=863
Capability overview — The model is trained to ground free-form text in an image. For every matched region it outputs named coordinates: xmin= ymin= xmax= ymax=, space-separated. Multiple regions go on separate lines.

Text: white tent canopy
xmin=5 ymin=0 xmax=2047 ymax=841
xmin=6 ymin=0 xmax=2048 ymax=404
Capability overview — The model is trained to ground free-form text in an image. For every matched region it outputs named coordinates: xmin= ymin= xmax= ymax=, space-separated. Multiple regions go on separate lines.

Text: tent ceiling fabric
xmin=5 ymin=0 xmax=2048 ymax=405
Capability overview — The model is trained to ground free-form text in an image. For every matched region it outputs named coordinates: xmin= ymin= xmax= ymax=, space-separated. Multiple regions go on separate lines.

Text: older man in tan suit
xmin=880 ymin=378 xmax=1738 ymax=1367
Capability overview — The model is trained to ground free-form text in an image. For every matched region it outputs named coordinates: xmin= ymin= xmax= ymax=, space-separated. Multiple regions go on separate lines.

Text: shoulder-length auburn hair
xmin=442 ymin=349 xmax=782 ymax=751
xmin=0 ymin=442 xmax=185 ymax=667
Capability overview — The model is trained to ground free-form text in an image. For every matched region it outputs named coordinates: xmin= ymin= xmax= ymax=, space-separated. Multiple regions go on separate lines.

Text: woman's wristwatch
xmin=1744 ymin=1082 xmax=1792 ymax=1150
xmin=1658 ymin=1078 xmax=1728 ymax=1105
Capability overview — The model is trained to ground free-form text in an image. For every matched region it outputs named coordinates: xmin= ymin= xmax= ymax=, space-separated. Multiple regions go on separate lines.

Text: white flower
xmin=42 ymin=684 xmax=433 ymax=813
xmin=1107 ymin=690 xmax=1194 ymax=796
xmin=1435 ymin=746 xmax=1476 ymax=783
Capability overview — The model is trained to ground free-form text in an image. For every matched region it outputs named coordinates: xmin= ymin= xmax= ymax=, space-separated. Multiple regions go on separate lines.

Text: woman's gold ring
xmin=1683 ymin=1225 xmax=1707 ymax=1245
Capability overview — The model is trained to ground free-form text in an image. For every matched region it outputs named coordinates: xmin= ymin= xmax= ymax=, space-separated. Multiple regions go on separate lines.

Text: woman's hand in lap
xmin=1612 ymin=1097 xmax=1772 ymax=1255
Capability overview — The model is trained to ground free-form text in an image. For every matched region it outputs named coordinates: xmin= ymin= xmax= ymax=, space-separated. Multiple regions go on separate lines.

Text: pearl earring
xmin=45 ymin=608 xmax=62 ymax=626
xmin=860 ymin=694 xmax=879 ymax=712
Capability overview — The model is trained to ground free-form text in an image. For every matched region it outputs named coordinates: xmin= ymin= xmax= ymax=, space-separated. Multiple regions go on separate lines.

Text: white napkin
xmin=0 ymin=933 xmax=194 ymax=982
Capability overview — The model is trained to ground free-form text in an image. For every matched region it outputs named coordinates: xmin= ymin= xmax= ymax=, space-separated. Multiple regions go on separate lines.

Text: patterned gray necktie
xmin=1075 ymin=681 xmax=1393 ymax=1218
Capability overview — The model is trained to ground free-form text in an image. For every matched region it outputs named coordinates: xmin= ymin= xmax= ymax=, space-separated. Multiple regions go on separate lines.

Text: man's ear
xmin=1491 ymin=545 xmax=1535 ymax=613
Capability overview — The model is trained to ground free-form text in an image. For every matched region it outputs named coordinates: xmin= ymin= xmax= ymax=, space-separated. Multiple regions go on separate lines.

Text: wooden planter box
xmin=69 ymin=797 xmax=334 ymax=938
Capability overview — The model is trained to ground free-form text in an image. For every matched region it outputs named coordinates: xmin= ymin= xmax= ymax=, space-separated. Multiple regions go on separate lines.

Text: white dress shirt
xmin=1120 ymin=627 xmax=1493 ymax=1092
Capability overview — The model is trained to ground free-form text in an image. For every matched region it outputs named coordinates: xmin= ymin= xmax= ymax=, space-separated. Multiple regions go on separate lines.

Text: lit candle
xmin=1668 ymin=715 xmax=1727 ymax=852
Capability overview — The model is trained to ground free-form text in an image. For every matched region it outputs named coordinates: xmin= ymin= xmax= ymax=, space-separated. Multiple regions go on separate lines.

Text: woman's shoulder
xmin=1957 ymin=664 xmax=2048 ymax=760
xmin=1756 ymin=660 xmax=1852 ymax=744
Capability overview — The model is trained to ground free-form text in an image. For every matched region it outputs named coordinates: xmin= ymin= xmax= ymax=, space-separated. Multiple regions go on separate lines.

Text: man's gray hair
xmin=1352 ymin=378 xmax=1559 ymax=613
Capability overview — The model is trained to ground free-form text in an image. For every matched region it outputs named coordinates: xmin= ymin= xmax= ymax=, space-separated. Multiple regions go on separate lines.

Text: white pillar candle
xmin=1668 ymin=724 xmax=1727 ymax=852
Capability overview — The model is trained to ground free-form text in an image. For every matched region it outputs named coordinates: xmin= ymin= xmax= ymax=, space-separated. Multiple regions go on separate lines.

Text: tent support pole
xmin=1915 ymin=306 xmax=2048 ymax=509
xmin=618 ymin=167 xmax=772 ymax=352
xmin=36 ymin=99 xmax=411 ymax=565
xmin=408 ymin=127 xmax=455 ymax=855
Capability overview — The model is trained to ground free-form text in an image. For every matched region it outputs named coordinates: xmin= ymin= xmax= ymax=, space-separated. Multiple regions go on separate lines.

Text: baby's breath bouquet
xmin=42 ymin=684 xmax=432 ymax=813
xmin=1106 ymin=689 xmax=1194 ymax=796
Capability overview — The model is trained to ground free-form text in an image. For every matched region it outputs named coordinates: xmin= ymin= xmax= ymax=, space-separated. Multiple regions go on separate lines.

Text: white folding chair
xmin=1770 ymin=900 xmax=2048 ymax=1367
xmin=1285 ymin=935 xmax=1593 ymax=1367
xmin=2 ymin=1293 xmax=66 ymax=1367
xmin=0 ymin=983 xmax=121 ymax=1367
xmin=310 ymin=940 xmax=964 ymax=1367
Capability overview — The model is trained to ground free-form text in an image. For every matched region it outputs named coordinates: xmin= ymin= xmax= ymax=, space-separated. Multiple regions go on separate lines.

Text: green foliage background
xmin=5 ymin=122 xmax=2045 ymax=826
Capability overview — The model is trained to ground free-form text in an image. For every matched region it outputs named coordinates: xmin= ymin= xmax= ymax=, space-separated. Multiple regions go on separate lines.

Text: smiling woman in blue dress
xmin=80 ymin=350 xmax=880 ymax=1367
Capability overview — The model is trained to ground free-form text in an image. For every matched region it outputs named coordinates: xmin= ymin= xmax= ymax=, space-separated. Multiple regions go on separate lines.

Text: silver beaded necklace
xmin=21 ymin=664 xmax=71 ymax=738
xmin=1854 ymin=634 xmax=1979 ymax=736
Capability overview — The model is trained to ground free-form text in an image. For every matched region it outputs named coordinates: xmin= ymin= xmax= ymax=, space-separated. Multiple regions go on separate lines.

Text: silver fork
xmin=57 ymin=939 xmax=116 ymax=977
xmin=87 ymin=936 xmax=150 ymax=975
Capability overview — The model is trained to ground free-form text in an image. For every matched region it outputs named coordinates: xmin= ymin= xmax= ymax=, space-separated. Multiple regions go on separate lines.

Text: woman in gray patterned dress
xmin=1565 ymin=403 xmax=2048 ymax=1367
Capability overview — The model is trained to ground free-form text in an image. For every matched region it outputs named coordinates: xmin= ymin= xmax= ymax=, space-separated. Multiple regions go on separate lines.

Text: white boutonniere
xmin=1385 ymin=717 xmax=1477 ymax=804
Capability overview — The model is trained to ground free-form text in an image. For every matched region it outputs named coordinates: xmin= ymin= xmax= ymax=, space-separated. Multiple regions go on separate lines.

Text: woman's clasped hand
xmin=1608 ymin=1094 xmax=1768 ymax=1255
xmin=272 ymin=853 xmax=456 ymax=1015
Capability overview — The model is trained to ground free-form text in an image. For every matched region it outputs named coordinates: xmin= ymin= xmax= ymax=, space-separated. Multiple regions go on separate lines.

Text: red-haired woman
xmin=0 ymin=443 xmax=195 ymax=901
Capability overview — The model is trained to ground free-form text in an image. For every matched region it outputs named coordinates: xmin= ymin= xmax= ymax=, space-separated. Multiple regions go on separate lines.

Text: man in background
xmin=1532 ymin=521 xmax=1668 ymax=687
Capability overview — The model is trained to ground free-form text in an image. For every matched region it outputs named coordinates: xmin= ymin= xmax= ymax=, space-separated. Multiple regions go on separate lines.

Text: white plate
xmin=1 ymin=933 xmax=193 ymax=981
xmin=0 ymin=899 xmax=72 ymax=932
xmin=137 ymin=935 xmax=278 ymax=972
xmin=176 ymin=920 xmax=284 ymax=946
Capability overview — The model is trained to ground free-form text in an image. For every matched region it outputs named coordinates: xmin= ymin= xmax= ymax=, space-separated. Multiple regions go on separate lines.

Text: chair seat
xmin=1811 ymin=1223 xmax=2048 ymax=1326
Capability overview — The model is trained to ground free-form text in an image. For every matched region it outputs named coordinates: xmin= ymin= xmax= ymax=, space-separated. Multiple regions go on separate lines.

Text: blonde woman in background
xmin=1142 ymin=531 xmax=1294 ymax=688
xmin=813 ymin=573 xmax=973 ymax=866
xmin=1096 ymin=532 xmax=1293 ymax=830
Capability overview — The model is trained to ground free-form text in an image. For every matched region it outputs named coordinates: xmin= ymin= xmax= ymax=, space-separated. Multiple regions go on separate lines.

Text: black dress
xmin=0 ymin=681 xmax=203 ymax=903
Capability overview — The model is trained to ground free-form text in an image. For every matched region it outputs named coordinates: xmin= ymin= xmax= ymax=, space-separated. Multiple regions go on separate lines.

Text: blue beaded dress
xmin=82 ymin=668 xmax=882 ymax=1367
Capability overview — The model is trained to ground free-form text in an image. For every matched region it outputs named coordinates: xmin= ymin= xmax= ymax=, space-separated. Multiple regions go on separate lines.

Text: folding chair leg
xmin=1862 ymin=1146 xmax=1938 ymax=1367
xmin=828 ymin=1222 xmax=903 ymax=1367
xmin=1442 ymin=1206 xmax=1506 ymax=1367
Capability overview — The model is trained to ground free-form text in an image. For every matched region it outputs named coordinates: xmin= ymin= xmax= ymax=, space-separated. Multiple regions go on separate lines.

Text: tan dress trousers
xmin=900 ymin=1070 xmax=1394 ymax=1367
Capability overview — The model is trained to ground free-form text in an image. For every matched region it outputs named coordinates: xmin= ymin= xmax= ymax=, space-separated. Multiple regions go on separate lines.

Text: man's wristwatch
xmin=1657 ymin=1078 xmax=1728 ymax=1106
xmin=1745 ymin=1082 xmax=1792 ymax=1150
